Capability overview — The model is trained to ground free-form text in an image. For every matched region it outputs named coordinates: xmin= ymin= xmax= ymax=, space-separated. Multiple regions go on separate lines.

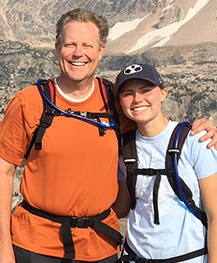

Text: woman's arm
xmin=199 ymin=173 xmax=217 ymax=263
xmin=112 ymin=155 xmax=132 ymax=218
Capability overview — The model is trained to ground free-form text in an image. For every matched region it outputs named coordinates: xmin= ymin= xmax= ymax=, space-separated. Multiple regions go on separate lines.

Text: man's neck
xmin=55 ymin=76 xmax=95 ymax=100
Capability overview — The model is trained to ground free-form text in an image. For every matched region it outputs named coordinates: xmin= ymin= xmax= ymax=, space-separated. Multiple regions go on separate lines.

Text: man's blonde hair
xmin=56 ymin=8 xmax=109 ymax=46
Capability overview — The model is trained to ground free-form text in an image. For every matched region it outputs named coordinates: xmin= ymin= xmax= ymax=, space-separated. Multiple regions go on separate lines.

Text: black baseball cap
xmin=115 ymin=63 xmax=165 ymax=93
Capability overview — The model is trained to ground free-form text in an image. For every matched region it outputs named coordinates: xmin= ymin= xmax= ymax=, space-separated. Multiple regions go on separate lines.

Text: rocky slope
xmin=1 ymin=40 xmax=216 ymax=126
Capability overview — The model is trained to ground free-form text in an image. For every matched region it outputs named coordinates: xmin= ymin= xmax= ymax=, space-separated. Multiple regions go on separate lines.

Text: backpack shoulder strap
xmin=97 ymin=77 xmax=121 ymax=143
xmin=122 ymin=129 xmax=138 ymax=209
xmin=123 ymin=122 xmax=207 ymax=227
xmin=166 ymin=122 xmax=191 ymax=166
xmin=123 ymin=128 xmax=167 ymax=212
xmin=166 ymin=122 xmax=191 ymax=200
xmin=166 ymin=122 xmax=207 ymax=228
xmin=25 ymin=79 xmax=56 ymax=160
xmin=122 ymin=124 xmax=190 ymax=212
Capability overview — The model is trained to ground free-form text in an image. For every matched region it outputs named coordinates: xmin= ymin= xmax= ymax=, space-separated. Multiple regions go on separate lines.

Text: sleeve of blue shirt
xmin=185 ymin=130 xmax=217 ymax=180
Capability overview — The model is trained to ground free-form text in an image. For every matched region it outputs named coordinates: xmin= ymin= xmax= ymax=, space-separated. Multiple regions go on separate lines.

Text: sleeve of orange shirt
xmin=0 ymin=95 xmax=28 ymax=166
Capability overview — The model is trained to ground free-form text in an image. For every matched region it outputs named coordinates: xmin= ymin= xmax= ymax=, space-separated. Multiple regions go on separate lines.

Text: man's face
xmin=55 ymin=21 xmax=105 ymax=84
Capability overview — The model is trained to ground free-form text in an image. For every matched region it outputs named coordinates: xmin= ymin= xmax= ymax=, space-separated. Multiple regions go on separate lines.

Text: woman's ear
xmin=160 ymin=87 xmax=169 ymax=102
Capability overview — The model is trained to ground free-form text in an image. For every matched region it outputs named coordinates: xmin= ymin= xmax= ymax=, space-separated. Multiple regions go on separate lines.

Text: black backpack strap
xmin=25 ymin=78 xmax=121 ymax=159
xmin=98 ymin=77 xmax=121 ymax=141
xmin=116 ymin=240 xmax=207 ymax=263
xmin=25 ymin=79 xmax=56 ymax=160
xmin=123 ymin=129 xmax=167 ymax=222
xmin=123 ymin=123 xmax=207 ymax=227
xmin=123 ymin=129 xmax=138 ymax=209
xmin=22 ymin=200 xmax=123 ymax=259
xmin=166 ymin=122 xmax=207 ymax=228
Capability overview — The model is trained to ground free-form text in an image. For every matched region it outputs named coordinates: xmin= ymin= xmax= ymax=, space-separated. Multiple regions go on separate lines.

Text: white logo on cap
xmin=124 ymin=64 xmax=142 ymax=75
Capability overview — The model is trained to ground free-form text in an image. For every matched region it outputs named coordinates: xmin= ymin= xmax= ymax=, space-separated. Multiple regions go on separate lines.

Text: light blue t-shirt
xmin=120 ymin=120 xmax=217 ymax=262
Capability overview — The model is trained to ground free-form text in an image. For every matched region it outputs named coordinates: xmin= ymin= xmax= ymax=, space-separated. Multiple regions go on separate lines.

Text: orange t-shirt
xmin=0 ymin=79 xmax=123 ymax=260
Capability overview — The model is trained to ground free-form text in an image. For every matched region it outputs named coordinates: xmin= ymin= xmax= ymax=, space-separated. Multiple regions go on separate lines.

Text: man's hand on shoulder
xmin=191 ymin=118 xmax=217 ymax=150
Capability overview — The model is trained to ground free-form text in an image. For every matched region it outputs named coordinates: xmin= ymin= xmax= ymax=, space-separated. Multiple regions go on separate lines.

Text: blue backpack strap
xmin=24 ymin=79 xmax=56 ymax=160
xmin=166 ymin=122 xmax=207 ymax=228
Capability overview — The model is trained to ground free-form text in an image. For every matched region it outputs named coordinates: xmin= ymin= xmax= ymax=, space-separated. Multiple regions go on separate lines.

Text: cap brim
xmin=116 ymin=77 xmax=162 ymax=92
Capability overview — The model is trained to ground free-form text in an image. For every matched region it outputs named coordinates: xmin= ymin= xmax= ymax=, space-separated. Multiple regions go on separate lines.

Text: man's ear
xmin=98 ymin=44 xmax=106 ymax=61
xmin=55 ymin=42 xmax=61 ymax=57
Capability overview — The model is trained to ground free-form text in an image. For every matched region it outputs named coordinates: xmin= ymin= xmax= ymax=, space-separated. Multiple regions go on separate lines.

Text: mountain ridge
xmin=1 ymin=0 xmax=216 ymax=52
xmin=107 ymin=0 xmax=217 ymax=54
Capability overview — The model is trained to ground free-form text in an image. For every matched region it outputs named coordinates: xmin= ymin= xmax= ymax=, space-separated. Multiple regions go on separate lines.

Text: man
xmin=0 ymin=8 xmax=216 ymax=263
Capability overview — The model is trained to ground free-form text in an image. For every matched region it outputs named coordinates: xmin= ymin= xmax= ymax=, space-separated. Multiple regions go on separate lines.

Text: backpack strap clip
xmin=70 ymin=217 xmax=90 ymax=228
xmin=124 ymin=159 xmax=137 ymax=176
xmin=40 ymin=109 xmax=56 ymax=128
xmin=168 ymin=148 xmax=180 ymax=154
xmin=65 ymin=108 xmax=72 ymax=116
xmin=79 ymin=111 xmax=88 ymax=118
xmin=71 ymin=111 xmax=88 ymax=118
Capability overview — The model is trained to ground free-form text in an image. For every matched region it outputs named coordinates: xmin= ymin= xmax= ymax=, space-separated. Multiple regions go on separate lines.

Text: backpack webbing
xmin=116 ymin=240 xmax=207 ymax=263
xmin=98 ymin=78 xmax=121 ymax=140
xmin=25 ymin=78 xmax=120 ymax=160
xmin=24 ymin=79 xmax=56 ymax=159
xmin=22 ymin=200 xmax=123 ymax=259
xmin=123 ymin=122 xmax=207 ymax=227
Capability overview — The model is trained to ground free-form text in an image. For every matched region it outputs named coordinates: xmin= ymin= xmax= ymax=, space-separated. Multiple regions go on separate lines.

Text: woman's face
xmin=119 ymin=79 xmax=168 ymax=125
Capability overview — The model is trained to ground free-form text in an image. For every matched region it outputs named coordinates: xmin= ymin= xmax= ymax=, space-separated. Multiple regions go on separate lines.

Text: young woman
xmin=113 ymin=63 xmax=217 ymax=263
